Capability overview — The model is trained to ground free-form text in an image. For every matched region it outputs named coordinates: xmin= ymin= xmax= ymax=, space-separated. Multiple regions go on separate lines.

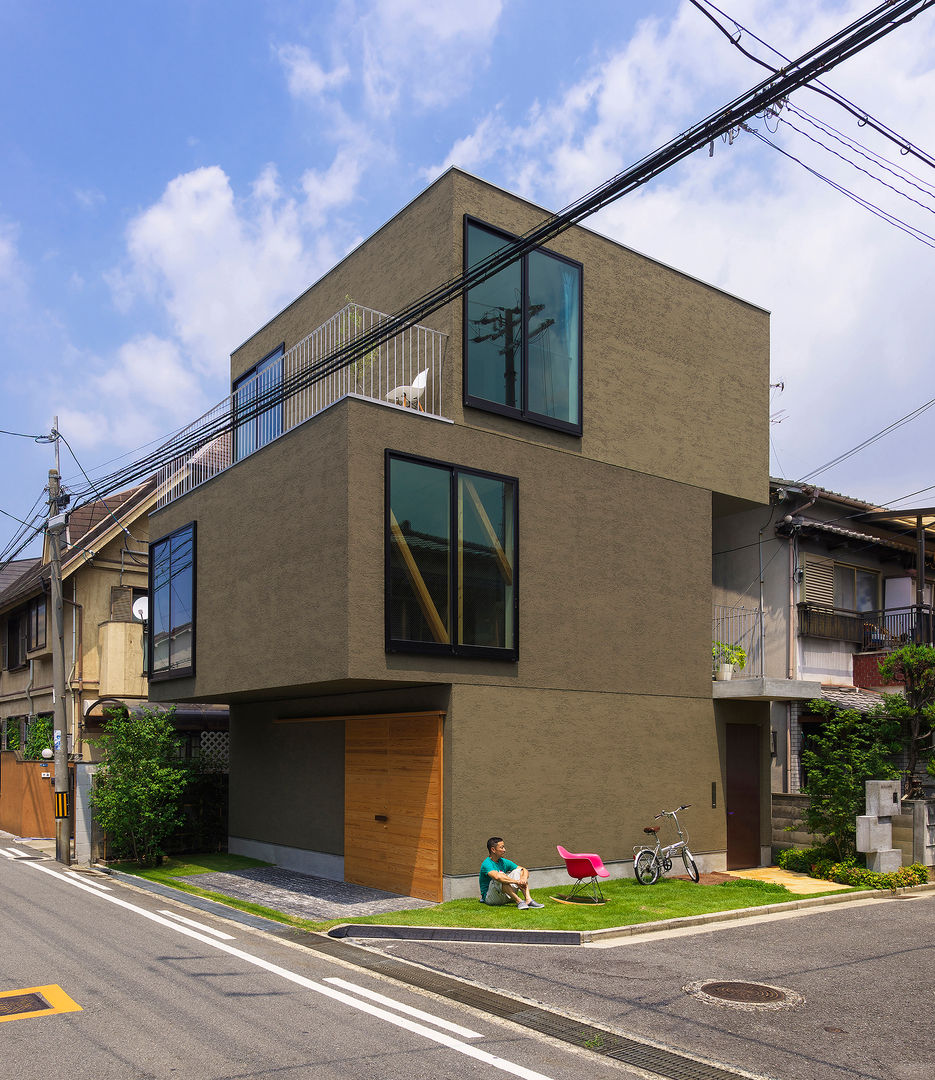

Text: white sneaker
xmin=527 ymin=900 xmax=544 ymax=908
xmin=516 ymin=901 xmax=529 ymax=910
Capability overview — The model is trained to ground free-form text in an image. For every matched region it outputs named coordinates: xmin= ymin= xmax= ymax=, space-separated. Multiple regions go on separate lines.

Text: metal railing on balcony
xmin=712 ymin=605 xmax=763 ymax=678
xmin=156 ymin=303 xmax=448 ymax=509
xmin=798 ymin=602 xmax=935 ymax=650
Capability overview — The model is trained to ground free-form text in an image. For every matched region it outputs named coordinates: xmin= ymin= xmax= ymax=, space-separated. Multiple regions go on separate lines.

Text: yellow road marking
xmin=0 ymin=984 xmax=82 ymax=1023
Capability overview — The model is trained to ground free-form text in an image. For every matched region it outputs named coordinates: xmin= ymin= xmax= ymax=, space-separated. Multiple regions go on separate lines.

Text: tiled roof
xmin=814 ymin=685 xmax=886 ymax=714
xmin=0 ymin=558 xmax=41 ymax=604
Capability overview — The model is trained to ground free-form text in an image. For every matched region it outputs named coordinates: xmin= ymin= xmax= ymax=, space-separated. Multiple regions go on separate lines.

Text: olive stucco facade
xmin=148 ymin=169 xmax=771 ymax=899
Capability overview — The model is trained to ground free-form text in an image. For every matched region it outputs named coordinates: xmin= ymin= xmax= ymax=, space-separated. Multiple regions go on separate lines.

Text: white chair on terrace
xmin=386 ymin=368 xmax=428 ymax=411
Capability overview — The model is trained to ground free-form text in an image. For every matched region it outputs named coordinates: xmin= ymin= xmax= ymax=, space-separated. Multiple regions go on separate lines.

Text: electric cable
xmin=53 ymin=427 xmax=144 ymax=543
xmin=61 ymin=0 xmax=935 ymax=512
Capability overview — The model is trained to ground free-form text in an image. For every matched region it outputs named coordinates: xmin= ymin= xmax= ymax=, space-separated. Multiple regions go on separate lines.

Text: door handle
xmin=374 ymin=814 xmax=388 ymax=822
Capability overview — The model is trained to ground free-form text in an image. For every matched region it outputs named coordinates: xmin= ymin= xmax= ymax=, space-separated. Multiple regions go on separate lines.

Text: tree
xmin=800 ymin=700 xmax=900 ymax=860
xmin=876 ymin=643 xmax=935 ymax=788
xmin=90 ymin=706 xmax=188 ymax=867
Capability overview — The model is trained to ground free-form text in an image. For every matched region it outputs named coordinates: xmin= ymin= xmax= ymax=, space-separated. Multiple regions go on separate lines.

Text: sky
xmin=2 ymin=0 xmax=935 ymax=561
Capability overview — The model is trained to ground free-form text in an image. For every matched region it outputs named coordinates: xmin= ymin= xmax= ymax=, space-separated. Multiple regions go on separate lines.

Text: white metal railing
xmin=156 ymin=303 xmax=448 ymax=508
xmin=712 ymin=604 xmax=763 ymax=677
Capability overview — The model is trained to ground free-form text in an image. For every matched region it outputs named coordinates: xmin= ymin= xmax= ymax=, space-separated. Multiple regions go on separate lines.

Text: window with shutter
xmin=804 ymin=556 xmax=835 ymax=605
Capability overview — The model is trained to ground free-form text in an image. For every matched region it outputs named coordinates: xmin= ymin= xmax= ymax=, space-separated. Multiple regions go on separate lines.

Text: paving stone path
xmin=179 ymin=866 xmax=435 ymax=920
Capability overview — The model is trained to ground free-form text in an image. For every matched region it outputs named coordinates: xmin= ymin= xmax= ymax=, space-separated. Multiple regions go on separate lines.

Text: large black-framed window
xmin=386 ymin=451 xmax=518 ymax=660
xmin=233 ymin=343 xmax=284 ymax=461
xmin=149 ymin=521 xmax=195 ymax=679
xmin=464 ymin=216 xmax=582 ymax=434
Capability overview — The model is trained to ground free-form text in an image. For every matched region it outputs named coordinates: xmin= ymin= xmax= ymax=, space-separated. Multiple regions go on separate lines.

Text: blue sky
xmin=2 ymin=1 xmax=935 ymax=559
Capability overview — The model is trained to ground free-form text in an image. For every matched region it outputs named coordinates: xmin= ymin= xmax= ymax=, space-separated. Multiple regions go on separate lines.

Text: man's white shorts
xmin=483 ymin=867 xmax=522 ymax=905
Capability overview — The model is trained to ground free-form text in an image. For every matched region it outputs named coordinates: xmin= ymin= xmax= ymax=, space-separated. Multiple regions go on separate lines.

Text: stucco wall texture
xmin=149 ymin=168 xmax=768 ymax=882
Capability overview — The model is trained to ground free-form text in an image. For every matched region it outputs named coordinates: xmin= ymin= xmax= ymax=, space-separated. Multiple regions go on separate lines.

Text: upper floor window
xmin=233 ymin=344 xmax=284 ymax=461
xmin=804 ymin=555 xmax=880 ymax=611
xmin=149 ymin=522 xmax=195 ymax=679
xmin=464 ymin=217 xmax=582 ymax=434
xmin=28 ymin=595 xmax=46 ymax=651
xmin=3 ymin=613 xmax=27 ymax=670
xmin=386 ymin=451 xmax=518 ymax=659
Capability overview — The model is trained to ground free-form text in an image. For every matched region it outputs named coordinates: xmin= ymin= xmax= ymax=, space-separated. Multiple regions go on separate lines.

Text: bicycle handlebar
xmin=653 ymin=804 xmax=691 ymax=819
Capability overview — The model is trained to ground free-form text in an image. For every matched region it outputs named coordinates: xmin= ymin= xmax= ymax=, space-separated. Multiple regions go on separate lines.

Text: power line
xmin=691 ymin=0 xmax=935 ymax=175
xmin=63 ymin=0 xmax=935 ymax=513
xmin=53 ymin=427 xmax=143 ymax=544
xmin=0 ymin=427 xmax=55 ymax=442
xmin=797 ymin=396 xmax=935 ymax=484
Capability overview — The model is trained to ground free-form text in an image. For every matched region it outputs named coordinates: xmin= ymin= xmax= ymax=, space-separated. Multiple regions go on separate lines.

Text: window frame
xmin=385 ymin=449 xmax=519 ymax=661
xmin=233 ymin=342 xmax=285 ymax=462
xmin=27 ymin=595 xmax=46 ymax=651
xmin=463 ymin=215 xmax=583 ymax=436
xmin=4 ymin=611 xmax=27 ymax=670
xmin=147 ymin=520 xmax=196 ymax=681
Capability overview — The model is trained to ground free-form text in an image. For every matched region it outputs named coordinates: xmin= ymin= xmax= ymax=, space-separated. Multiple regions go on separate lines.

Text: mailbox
xmin=865 ymin=780 xmax=900 ymax=820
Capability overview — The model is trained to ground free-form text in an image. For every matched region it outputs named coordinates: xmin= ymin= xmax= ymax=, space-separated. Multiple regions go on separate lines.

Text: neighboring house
xmin=0 ymin=479 xmax=230 ymax=762
xmin=146 ymin=167 xmax=771 ymax=899
xmin=713 ymin=478 xmax=935 ymax=794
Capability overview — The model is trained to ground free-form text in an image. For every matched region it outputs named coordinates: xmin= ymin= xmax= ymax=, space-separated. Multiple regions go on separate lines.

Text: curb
xmin=329 ymin=880 xmax=935 ymax=944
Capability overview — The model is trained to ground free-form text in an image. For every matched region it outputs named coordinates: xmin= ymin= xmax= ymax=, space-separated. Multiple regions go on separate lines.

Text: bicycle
xmin=632 ymin=804 xmax=699 ymax=884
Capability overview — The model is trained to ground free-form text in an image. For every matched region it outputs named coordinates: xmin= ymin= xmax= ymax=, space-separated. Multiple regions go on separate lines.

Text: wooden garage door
xmin=345 ymin=712 xmax=443 ymax=902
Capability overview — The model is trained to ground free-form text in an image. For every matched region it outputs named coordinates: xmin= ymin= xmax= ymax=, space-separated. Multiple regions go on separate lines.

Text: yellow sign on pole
xmin=55 ymin=791 xmax=69 ymax=819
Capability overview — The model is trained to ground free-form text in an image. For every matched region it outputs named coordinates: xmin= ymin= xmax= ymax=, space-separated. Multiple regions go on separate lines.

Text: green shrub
xmin=817 ymin=860 xmax=928 ymax=889
xmin=777 ymin=845 xmax=829 ymax=873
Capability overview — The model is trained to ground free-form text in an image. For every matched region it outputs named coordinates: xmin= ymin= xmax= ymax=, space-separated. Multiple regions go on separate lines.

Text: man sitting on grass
xmin=479 ymin=837 xmax=544 ymax=909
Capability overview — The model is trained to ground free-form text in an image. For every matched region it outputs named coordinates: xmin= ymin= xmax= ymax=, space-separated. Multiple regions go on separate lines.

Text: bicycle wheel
xmin=681 ymin=848 xmax=700 ymax=882
xmin=634 ymin=850 xmax=660 ymax=885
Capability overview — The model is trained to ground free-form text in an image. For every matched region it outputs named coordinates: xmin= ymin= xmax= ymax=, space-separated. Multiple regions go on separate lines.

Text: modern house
xmin=713 ymin=479 xmax=935 ymax=794
xmin=146 ymin=167 xmax=771 ymax=899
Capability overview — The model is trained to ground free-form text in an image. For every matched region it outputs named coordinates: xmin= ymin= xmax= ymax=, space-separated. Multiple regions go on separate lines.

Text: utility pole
xmin=47 ymin=418 xmax=71 ymax=865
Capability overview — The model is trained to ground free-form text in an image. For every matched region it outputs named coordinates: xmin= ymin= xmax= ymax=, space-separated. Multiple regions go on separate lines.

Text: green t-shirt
xmin=479 ymin=856 xmax=517 ymax=899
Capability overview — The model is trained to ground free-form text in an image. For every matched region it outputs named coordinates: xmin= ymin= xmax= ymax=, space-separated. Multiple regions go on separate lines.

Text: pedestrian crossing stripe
xmin=0 ymin=985 xmax=82 ymax=1022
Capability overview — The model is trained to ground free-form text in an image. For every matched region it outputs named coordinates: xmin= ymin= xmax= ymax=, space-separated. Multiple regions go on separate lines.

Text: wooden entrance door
xmin=345 ymin=712 xmax=443 ymax=901
xmin=726 ymin=723 xmax=761 ymax=870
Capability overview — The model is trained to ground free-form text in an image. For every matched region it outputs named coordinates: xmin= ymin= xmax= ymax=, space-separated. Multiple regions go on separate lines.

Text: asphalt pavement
xmin=5 ymin=832 xmax=934 ymax=1080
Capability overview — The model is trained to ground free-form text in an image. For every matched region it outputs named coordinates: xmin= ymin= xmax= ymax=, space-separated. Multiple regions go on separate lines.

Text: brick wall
xmin=853 ymin=652 xmax=887 ymax=689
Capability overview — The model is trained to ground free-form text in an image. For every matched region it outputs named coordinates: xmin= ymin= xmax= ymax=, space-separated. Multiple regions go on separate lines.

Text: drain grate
xmin=0 ymin=993 xmax=49 ymax=1017
xmin=291 ymin=932 xmax=759 ymax=1080
xmin=685 ymin=980 xmax=803 ymax=1012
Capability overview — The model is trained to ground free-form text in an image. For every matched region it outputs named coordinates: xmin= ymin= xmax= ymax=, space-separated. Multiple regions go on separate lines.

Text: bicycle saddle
xmin=643 ymin=826 xmax=660 ymax=834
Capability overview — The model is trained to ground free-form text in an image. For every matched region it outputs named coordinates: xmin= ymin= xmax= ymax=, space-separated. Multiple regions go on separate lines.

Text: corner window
xmin=149 ymin=522 xmax=195 ymax=678
xmin=464 ymin=217 xmax=582 ymax=434
xmin=233 ymin=344 xmax=284 ymax=461
xmin=386 ymin=452 xmax=518 ymax=659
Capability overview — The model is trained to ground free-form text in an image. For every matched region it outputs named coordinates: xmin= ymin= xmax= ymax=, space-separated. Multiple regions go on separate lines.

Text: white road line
xmin=324 ymin=977 xmax=483 ymax=1039
xmin=67 ymin=873 xmax=111 ymax=891
xmin=158 ymin=909 xmax=234 ymax=939
xmin=0 ymin=848 xmax=19 ymax=859
xmin=23 ymin=861 xmax=555 ymax=1080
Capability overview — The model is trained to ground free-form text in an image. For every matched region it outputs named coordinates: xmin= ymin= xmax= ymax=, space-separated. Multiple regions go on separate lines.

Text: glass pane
xmin=255 ymin=350 xmax=283 ymax=449
xmin=856 ymin=570 xmax=878 ymax=612
xmin=458 ymin=473 xmax=514 ymax=649
xmin=233 ymin=376 xmax=257 ymax=461
xmin=527 ymin=251 xmax=580 ymax=425
xmin=151 ymin=538 xmax=171 ymax=671
xmin=170 ymin=529 xmax=194 ymax=668
xmin=465 ymin=224 xmax=522 ymax=409
xmin=833 ymin=564 xmax=855 ymax=611
xmin=388 ymin=458 xmax=451 ymax=645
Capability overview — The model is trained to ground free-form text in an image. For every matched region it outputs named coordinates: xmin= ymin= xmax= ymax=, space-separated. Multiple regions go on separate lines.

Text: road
xmin=371 ymin=890 xmax=935 ymax=1080
xmin=0 ymin=845 xmax=634 ymax=1080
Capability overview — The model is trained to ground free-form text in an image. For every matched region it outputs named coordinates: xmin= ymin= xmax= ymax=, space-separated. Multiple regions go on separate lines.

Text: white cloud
xmin=113 ymin=165 xmax=319 ymax=377
xmin=277 ymin=43 xmax=349 ymax=99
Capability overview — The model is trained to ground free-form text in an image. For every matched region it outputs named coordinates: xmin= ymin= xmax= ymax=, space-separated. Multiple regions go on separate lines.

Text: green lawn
xmin=109 ymin=856 xmax=849 ymax=934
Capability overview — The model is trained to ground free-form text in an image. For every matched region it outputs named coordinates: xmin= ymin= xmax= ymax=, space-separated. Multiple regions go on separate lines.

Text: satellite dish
xmin=132 ymin=596 xmax=149 ymax=622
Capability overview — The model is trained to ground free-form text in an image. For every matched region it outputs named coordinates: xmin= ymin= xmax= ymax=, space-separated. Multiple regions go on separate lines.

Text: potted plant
xmin=712 ymin=642 xmax=747 ymax=681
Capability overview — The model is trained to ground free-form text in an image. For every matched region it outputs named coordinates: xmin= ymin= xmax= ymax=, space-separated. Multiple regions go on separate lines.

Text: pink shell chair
xmin=556 ymin=844 xmax=611 ymax=903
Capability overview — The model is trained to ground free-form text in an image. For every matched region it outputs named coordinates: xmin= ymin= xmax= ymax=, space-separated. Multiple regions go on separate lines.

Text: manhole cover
xmin=0 ymin=993 xmax=49 ymax=1017
xmin=684 ymin=980 xmax=804 ymax=1011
